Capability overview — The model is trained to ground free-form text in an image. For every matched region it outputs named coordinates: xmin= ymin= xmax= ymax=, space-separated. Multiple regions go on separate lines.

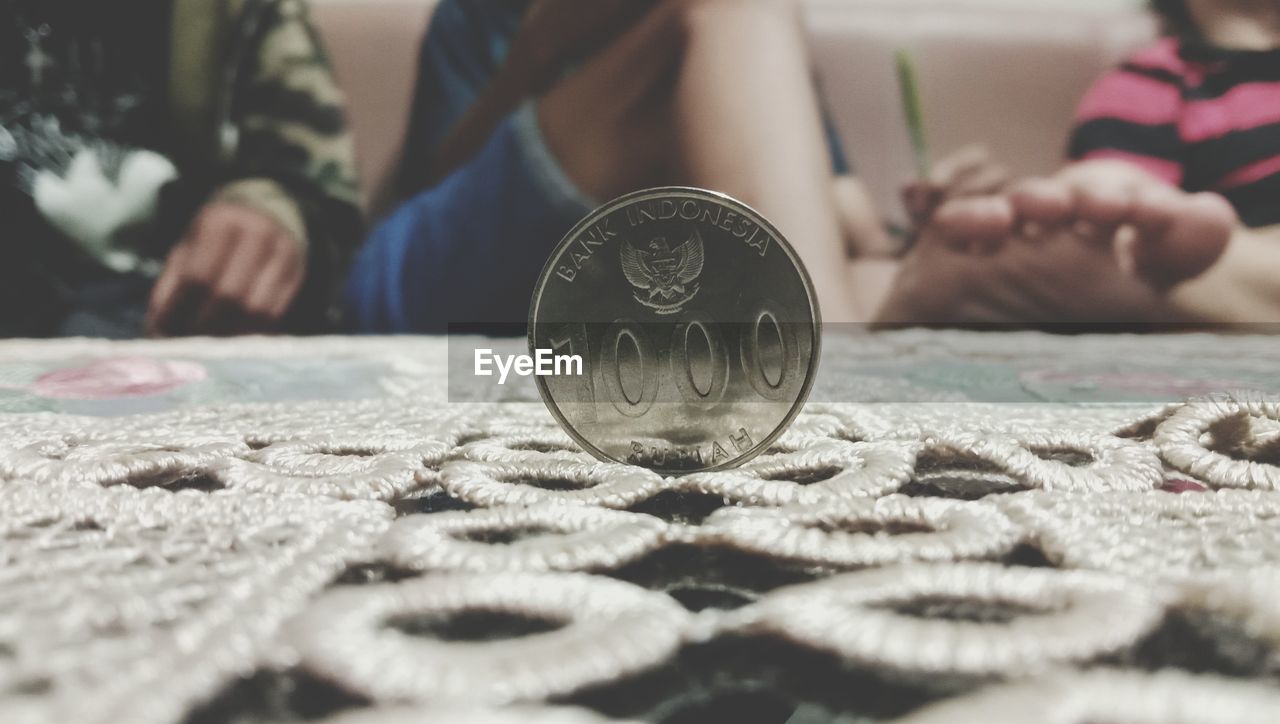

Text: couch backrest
xmin=311 ymin=0 xmax=1157 ymax=224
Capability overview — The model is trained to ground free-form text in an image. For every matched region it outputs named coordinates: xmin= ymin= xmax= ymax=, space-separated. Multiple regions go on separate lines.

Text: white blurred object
xmin=0 ymin=125 xmax=17 ymax=159
xmin=32 ymin=147 xmax=177 ymax=274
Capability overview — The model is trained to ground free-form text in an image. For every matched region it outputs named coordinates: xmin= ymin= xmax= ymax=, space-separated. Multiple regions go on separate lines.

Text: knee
xmin=611 ymin=0 xmax=804 ymax=65
xmin=661 ymin=0 xmax=802 ymax=35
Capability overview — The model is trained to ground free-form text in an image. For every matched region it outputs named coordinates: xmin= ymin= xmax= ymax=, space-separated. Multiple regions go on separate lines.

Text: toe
xmin=1009 ymin=178 xmax=1073 ymax=235
xmin=1072 ymin=177 xmax=1139 ymax=229
xmin=933 ymin=196 xmax=1016 ymax=253
xmin=1127 ymin=183 xmax=1182 ymax=237
xmin=1130 ymin=189 xmax=1237 ymax=287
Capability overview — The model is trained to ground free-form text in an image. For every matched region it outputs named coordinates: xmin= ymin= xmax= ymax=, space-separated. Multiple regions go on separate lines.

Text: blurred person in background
xmin=0 ymin=0 xmax=361 ymax=338
xmin=877 ymin=0 xmax=1280 ymax=326
xmin=345 ymin=0 xmax=996 ymax=333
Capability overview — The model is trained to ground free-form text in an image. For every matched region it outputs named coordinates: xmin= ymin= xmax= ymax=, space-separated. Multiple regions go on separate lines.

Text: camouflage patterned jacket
xmin=172 ymin=0 xmax=363 ymax=329
xmin=0 ymin=0 xmax=362 ymax=332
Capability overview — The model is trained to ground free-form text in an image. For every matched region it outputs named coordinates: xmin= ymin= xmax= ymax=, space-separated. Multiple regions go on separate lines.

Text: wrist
xmin=212 ymin=179 xmax=307 ymax=253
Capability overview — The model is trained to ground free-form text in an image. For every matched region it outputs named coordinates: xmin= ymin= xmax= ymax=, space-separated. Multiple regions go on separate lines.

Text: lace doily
xmin=1 ymin=334 xmax=1279 ymax=723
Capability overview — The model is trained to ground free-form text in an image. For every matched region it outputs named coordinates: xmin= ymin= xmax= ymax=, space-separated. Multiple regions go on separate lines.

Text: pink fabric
xmin=1216 ymin=152 xmax=1280 ymax=190
xmin=1181 ymin=81 xmax=1280 ymax=143
xmin=1075 ymin=70 xmax=1182 ymax=126
xmin=31 ymin=358 xmax=207 ymax=400
xmin=1162 ymin=479 xmax=1209 ymax=493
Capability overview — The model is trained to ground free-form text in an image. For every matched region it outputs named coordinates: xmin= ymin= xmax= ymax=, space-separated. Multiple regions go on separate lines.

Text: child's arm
xmin=149 ymin=0 xmax=360 ymax=336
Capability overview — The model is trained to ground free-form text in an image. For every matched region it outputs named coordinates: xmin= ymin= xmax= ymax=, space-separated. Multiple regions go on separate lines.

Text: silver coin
xmin=528 ymin=187 xmax=821 ymax=474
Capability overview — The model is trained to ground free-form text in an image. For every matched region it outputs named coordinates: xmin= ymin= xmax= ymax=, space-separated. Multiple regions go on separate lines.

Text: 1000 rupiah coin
xmin=528 ymin=187 xmax=821 ymax=474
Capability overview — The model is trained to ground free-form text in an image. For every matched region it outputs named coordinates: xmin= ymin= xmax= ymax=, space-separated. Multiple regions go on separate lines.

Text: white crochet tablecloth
xmin=2 ymin=332 xmax=1279 ymax=724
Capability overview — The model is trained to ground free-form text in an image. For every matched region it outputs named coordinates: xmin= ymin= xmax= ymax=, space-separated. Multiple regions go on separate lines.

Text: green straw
xmin=896 ymin=49 xmax=931 ymax=178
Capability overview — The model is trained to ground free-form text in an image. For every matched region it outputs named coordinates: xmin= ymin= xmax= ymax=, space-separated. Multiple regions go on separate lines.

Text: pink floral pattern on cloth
xmin=28 ymin=358 xmax=207 ymax=400
xmin=1162 ymin=479 xmax=1210 ymax=494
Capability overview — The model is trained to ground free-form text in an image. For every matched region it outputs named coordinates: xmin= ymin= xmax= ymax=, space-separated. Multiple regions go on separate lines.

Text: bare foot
xmin=873 ymin=197 xmax=1028 ymax=325
xmin=1012 ymin=162 xmax=1236 ymax=289
xmin=874 ymin=165 xmax=1237 ymax=326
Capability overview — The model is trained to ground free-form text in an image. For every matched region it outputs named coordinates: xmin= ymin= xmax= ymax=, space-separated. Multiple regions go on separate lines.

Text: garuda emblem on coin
xmin=620 ymin=232 xmax=704 ymax=314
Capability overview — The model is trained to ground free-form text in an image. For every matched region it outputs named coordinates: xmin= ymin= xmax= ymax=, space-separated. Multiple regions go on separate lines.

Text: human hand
xmin=901 ymin=144 xmax=1008 ymax=230
xmin=146 ymin=202 xmax=305 ymax=336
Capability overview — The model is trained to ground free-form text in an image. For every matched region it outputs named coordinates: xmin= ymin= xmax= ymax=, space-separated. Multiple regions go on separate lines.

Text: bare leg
xmin=427 ymin=0 xmax=646 ymax=185
xmin=672 ymin=0 xmax=857 ymax=320
xmin=536 ymin=0 xmax=686 ymax=202
xmin=835 ymin=175 xmax=897 ymax=258
xmin=536 ymin=0 xmax=863 ymax=321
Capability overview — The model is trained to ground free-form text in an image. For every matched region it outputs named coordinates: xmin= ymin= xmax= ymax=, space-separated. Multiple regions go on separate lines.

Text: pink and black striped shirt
xmin=1069 ymin=37 xmax=1280 ymax=227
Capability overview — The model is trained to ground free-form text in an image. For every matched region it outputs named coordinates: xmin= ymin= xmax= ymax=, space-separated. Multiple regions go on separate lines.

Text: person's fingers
xmin=184 ymin=209 xmax=241 ymax=288
xmin=191 ymin=232 xmax=271 ymax=335
xmin=220 ymin=233 xmax=272 ymax=301
xmin=268 ymin=263 xmax=306 ymax=321
xmin=170 ymin=205 xmax=291 ymax=335
xmin=242 ymin=246 xmax=305 ymax=326
xmin=191 ymin=296 xmax=244 ymax=337
xmin=156 ymin=209 xmax=244 ymax=335
xmin=157 ymin=277 xmax=209 ymax=337
xmin=146 ymin=242 xmax=191 ymax=336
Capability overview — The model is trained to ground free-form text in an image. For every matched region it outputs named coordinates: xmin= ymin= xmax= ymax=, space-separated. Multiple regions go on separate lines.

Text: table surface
xmin=2 ymin=331 xmax=1279 ymax=724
